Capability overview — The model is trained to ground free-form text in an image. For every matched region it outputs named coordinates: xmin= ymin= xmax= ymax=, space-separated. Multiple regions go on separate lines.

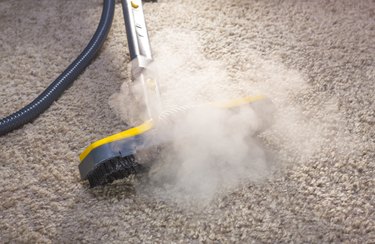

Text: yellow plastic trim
xmin=131 ymin=1 xmax=139 ymax=9
xmin=212 ymin=95 xmax=267 ymax=108
xmin=79 ymin=95 xmax=268 ymax=162
xmin=79 ymin=120 xmax=154 ymax=161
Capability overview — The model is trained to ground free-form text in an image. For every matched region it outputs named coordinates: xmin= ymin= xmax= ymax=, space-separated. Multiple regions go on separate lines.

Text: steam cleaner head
xmin=79 ymin=95 xmax=275 ymax=187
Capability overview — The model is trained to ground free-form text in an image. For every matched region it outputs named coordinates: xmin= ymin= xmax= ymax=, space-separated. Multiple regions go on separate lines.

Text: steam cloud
xmin=109 ymin=29 xmax=325 ymax=203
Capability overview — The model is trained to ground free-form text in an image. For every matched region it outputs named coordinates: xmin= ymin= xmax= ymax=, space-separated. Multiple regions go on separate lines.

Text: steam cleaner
xmin=0 ymin=0 xmax=274 ymax=187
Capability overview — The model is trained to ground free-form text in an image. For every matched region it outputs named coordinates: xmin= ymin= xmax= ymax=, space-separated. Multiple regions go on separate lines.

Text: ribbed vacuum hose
xmin=0 ymin=0 xmax=115 ymax=136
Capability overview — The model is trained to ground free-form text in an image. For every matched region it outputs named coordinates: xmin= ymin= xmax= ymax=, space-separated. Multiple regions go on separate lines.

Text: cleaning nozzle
xmin=79 ymin=96 xmax=275 ymax=187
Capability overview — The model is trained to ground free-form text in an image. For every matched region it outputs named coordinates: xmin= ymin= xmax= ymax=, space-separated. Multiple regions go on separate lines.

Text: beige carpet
xmin=1 ymin=0 xmax=374 ymax=242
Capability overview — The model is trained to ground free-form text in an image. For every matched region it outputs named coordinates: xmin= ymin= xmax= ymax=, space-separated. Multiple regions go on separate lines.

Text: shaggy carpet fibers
xmin=1 ymin=0 xmax=374 ymax=242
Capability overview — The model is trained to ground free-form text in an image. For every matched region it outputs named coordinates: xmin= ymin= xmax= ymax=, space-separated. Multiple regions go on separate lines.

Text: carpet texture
xmin=1 ymin=0 xmax=374 ymax=242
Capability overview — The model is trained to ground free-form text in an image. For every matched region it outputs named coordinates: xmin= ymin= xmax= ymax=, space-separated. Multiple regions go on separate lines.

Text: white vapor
xmin=110 ymin=28 xmax=325 ymax=203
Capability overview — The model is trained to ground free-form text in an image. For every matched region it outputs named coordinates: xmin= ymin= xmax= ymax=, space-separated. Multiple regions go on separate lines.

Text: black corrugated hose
xmin=0 ymin=0 xmax=115 ymax=136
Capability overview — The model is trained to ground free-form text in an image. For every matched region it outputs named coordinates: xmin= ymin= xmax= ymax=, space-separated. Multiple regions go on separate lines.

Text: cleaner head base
xmin=78 ymin=96 xmax=275 ymax=187
xmin=86 ymin=155 xmax=146 ymax=187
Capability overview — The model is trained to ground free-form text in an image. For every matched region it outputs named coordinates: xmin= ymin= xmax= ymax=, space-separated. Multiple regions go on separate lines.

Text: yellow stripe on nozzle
xmin=79 ymin=120 xmax=153 ymax=161
xmin=211 ymin=95 xmax=267 ymax=109
xmin=79 ymin=95 xmax=272 ymax=162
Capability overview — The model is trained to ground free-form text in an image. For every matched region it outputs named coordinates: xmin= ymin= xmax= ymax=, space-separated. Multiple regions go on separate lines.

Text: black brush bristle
xmin=87 ymin=155 xmax=145 ymax=188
